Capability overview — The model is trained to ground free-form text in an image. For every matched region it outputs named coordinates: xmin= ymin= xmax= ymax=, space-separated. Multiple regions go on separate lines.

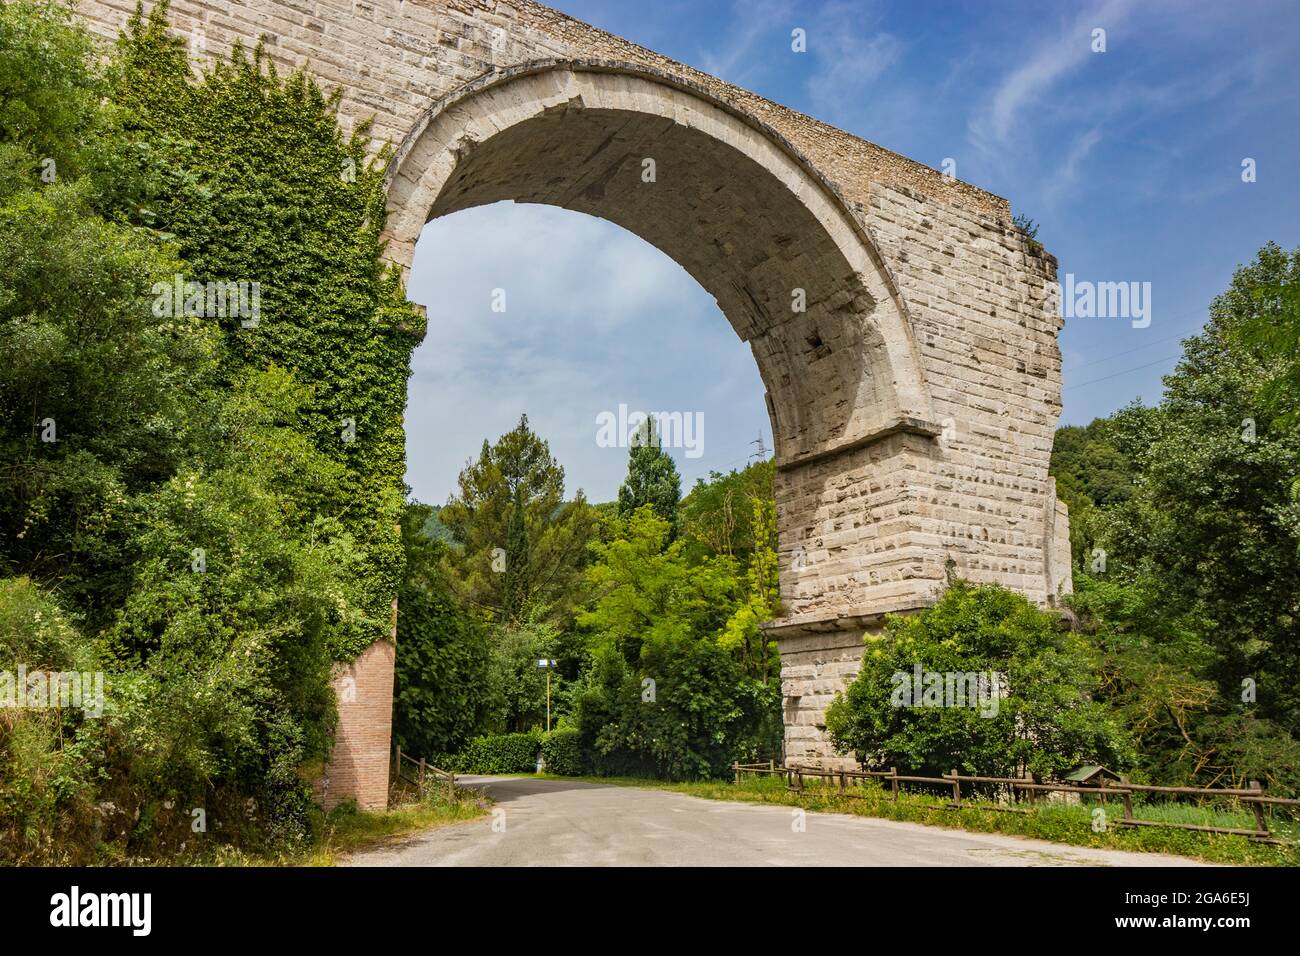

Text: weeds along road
xmin=342 ymin=776 xmax=1207 ymax=867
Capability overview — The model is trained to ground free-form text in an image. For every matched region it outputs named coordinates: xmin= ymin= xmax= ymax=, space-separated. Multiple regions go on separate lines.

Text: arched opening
xmin=404 ymin=200 xmax=771 ymax=505
xmin=384 ymin=62 xmax=943 ymax=626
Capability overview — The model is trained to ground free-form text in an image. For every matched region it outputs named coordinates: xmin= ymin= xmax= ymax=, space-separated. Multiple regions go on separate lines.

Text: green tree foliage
xmin=439 ymin=415 xmax=594 ymax=625
xmin=616 ymin=417 xmax=681 ymax=530
xmin=1057 ymin=243 xmax=1300 ymax=789
xmin=678 ymin=458 xmax=774 ymax=563
xmin=1230 ymin=242 xmax=1300 ymax=432
xmin=826 ymin=580 xmax=1133 ymax=781
xmin=0 ymin=0 xmax=115 ymax=192
xmin=110 ymin=1 xmax=423 ymax=657
xmin=718 ymin=497 xmax=781 ymax=681
xmin=1049 ymin=419 xmax=1142 ymax=568
xmin=392 ymin=503 xmax=491 ymax=758
xmin=0 ymin=151 xmax=215 ymax=622
xmin=1 ymin=1 xmax=419 ymax=859
xmin=572 ymin=506 xmax=780 ymax=778
xmin=1095 ymin=245 xmax=1300 ymax=740
xmin=102 ymin=369 xmax=361 ymax=844
xmin=484 ymin=617 xmax=566 ymax=733
xmin=1068 ymin=575 xmax=1300 ymax=791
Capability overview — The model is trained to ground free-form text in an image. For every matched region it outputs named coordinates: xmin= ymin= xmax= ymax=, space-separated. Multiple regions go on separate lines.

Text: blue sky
xmin=404 ymin=0 xmax=1300 ymax=505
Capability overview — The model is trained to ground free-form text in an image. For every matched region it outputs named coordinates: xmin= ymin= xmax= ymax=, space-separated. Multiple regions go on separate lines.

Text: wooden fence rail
xmin=393 ymin=745 xmax=457 ymax=798
xmin=733 ymin=762 xmax=1300 ymax=841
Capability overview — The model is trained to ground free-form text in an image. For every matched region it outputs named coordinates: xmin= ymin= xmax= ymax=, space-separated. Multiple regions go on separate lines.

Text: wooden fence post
xmin=1249 ymin=780 xmax=1268 ymax=837
xmin=733 ymin=761 xmax=740 ymax=785
xmin=890 ymin=767 xmax=899 ymax=802
xmin=950 ymin=769 xmax=961 ymax=809
xmin=418 ymin=757 xmax=426 ymax=788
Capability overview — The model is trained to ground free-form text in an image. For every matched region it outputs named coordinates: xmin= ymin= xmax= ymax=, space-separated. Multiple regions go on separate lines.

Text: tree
xmin=1049 ymin=417 xmax=1144 ymax=569
xmin=573 ymin=506 xmax=780 ymax=778
xmin=616 ymin=416 xmax=681 ymax=531
xmin=0 ymin=0 xmax=218 ymax=625
xmin=719 ymin=497 xmax=781 ymax=681
xmin=826 ymin=580 xmax=1133 ymax=781
xmin=392 ymin=502 xmax=492 ymax=757
xmin=678 ymin=458 xmax=774 ymax=563
xmin=1096 ymin=244 xmax=1300 ymax=742
xmin=111 ymin=1 xmax=424 ymax=658
xmin=1230 ymin=242 xmax=1300 ymax=431
xmin=439 ymin=415 xmax=595 ymax=625
xmin=0 ymin=2 xmax=417 ymax=858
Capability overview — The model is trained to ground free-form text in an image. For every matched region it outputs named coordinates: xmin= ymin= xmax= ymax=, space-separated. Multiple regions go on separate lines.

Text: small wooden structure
xmin=1062 ymin=765 xmax=1123 ymax=786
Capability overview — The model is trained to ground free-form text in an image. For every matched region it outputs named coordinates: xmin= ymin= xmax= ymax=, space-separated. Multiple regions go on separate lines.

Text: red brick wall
xmin=318 ymin=640 xmax=395 ymax=810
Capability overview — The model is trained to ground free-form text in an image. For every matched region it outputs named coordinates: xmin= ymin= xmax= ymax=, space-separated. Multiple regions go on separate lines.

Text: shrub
xmin=826 ymin=579 xmax=1134 ymax=781
xmin=446 ymin=731 xmax=542 ymax=775
xmin=540 ymin=728 xmax=585 ymax=776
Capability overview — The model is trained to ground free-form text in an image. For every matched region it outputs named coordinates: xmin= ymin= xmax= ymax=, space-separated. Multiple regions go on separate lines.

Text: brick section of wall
xmin=318 ymin=640 xmax=395 ymax=810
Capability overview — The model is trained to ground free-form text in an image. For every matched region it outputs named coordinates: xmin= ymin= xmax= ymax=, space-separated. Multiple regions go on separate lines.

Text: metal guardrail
xmin=733 ymin=763 xmax=1300 ymax=841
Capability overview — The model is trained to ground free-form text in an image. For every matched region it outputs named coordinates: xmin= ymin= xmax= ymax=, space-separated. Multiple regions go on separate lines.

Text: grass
xmin=193 ymin=782 xmax=490 ymax=867
xmin=533 ymin=772 xmax=1300 ymax=866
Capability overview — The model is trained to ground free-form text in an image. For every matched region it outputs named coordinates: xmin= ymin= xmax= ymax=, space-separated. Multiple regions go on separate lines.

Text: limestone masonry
xmin=77 ymin=0 xmax=1072 ymax=797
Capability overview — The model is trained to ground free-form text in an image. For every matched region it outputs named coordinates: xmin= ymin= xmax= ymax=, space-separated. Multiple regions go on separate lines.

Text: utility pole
xmin=750 ymin=431 xmax=767 ymax=462
xmin=536 ymin=658 xmax=558 ymax=732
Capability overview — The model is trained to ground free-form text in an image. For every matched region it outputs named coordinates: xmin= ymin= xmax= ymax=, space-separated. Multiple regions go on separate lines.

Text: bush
xmin=445 ymin=732 xmax=542 ymax=775
xmin=540 ymin=728 xmax=585 ymax=776
xmin=826 ymin=579 xmax=1134 ymax=781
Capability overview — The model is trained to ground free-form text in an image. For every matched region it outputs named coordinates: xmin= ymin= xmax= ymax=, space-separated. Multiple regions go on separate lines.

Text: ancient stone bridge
xmin=78 ymin=0 xmax=1072 ymax=807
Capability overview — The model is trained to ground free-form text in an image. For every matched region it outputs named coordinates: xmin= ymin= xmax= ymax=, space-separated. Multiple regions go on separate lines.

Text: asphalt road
xmin=342 ymin=776 xmax=1206 ymax=867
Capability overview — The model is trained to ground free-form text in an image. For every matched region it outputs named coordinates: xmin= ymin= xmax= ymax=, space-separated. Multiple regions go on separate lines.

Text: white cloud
xmin=803 ymin=1 xmax=902 ymax=121
xmin=404 ymin=202 xmax=769 ymax=505
xmin=969 ymin=0 xmax=1133 ymax=151
xmin=698 ymin=0 xmax=794 ymax=86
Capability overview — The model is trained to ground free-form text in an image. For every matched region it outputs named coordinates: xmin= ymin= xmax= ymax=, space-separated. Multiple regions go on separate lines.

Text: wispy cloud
xmin=803 ymin=0 xmax=901 ymax=123
xmin=1042 ymin=126 xmax=1103 ymax=210
xmin=698 ymin=0 xmax=794 ymax=86
xmin=969 ymin=0 xmax=1133 ymax=152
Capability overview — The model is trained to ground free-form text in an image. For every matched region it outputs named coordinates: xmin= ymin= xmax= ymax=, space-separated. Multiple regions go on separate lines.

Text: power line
xmin=1063 ymin=353 xmax=1183 ymax=391
xmin=1061 ymin=329 xmax=1189 ymax=373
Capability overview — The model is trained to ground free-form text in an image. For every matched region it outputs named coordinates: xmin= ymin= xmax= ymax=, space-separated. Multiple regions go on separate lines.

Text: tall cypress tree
xmin=617 ymin=417 xmax=681 ymax=532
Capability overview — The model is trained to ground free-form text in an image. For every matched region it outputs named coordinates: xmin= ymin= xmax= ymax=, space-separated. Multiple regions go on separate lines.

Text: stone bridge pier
xmin=77 ymin=0 xmax=1072 ymax=798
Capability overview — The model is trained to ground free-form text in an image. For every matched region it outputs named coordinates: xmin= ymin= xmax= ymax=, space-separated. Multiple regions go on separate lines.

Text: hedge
xmin=442 ymin=732 xmax=542 ymax=774
xmin=440 ymin=729 xmax=591 ymax=776
xmin=540 ymin=728 xmax=585 ymax=776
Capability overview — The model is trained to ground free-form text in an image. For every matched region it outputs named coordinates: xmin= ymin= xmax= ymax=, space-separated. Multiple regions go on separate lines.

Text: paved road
xmin=343 ymin=776 xmax=1206 ymax=867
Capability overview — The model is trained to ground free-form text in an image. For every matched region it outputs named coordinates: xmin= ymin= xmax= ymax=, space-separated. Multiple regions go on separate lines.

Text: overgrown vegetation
xmin=3 ymin=0 xmax=1297 ymax=868
xmin=825 ymin=580 xmax=1133 ymax=781
xmin=0 ymin=0 xmax=419 ymax=862
xmin=1050 ymin=243 xmax=1300 ymax=792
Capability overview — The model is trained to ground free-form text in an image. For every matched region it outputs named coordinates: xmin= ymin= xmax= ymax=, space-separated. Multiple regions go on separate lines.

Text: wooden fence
xmin=733 ymin=763 xmax=1300 ymax=842
xmin=393 ymin=745 xmax=456 ymax=798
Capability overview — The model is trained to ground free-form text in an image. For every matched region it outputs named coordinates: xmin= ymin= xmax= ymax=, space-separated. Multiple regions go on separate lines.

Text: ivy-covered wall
xmin=113 ymin=5 xmax=425 ymax=660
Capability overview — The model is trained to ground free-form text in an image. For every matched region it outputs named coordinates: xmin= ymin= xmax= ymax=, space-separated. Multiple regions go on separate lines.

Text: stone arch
xmin=71 ymin=0 xmax=1074 ymax=789
xmin=382 ymin=61 xmax=939 ymax=471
